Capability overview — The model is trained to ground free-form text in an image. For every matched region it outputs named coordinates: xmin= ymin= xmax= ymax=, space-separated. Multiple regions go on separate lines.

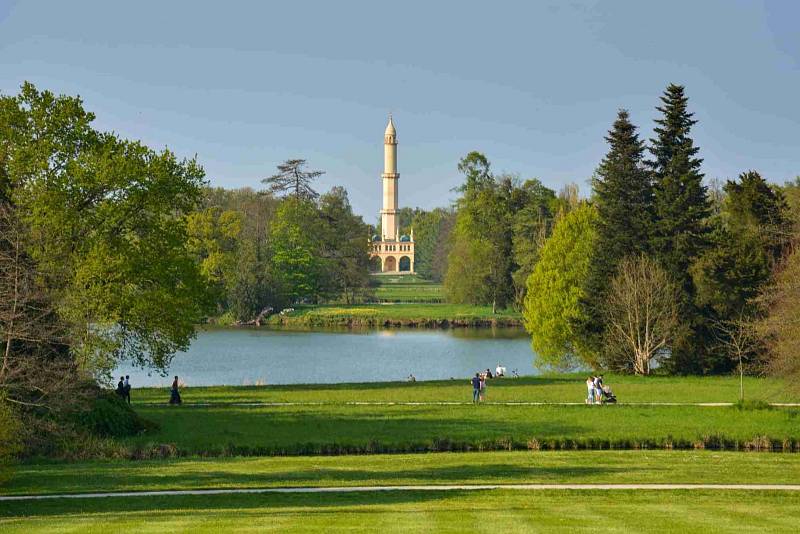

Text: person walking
xmin=471 ymin=373 xmax=481 ymax=403
xmin=586 ymin=376 xmax=595 ymax=404
xmin=479 ymin=372 xmax=487 ymax=402
xmin=169 ymin=376 xmax=182 ymax=405
xmin=116 ymin=377 xmax=125 ymax=399
xmin=123 ymin=375 xmax=131 ymax=404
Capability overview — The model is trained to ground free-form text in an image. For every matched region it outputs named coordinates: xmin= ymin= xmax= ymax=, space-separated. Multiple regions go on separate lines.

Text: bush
xmin=76 ymin=390 xmax=158 ymax=438
xmin=0 ymin=395 xmax=21 ymax=485
xmin=733 ymin=399 xmax=773 ymax=411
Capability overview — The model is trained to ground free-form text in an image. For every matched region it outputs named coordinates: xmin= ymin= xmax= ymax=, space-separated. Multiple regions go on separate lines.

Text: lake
xmin=114 ymin=327 xmax=536 ymax=387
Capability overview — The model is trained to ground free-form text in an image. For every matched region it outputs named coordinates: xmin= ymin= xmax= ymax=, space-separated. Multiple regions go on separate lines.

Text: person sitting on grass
xmin=495 ymin=364 xmax=506 ymax=378
xmin=169 ymin=375 xmax=182 ymax=405
xmin=471 ymin=373 xmax=481 ymax=403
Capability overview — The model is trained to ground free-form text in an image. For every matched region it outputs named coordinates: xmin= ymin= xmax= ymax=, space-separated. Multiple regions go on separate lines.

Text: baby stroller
xmin=601 ymin=385 xmax=617 ymax=404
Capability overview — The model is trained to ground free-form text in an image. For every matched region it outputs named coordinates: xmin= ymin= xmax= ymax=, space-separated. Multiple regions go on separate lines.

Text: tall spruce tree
xmin=580 ymin=110 xmax=654 ymax=354
xmin=648 ymin=84 xmax=711 ymax=373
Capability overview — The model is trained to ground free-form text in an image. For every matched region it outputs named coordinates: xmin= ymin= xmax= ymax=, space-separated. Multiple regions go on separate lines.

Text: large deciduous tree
xmin=1 ymin=82 xmax=213 ymax=374
xmin=523 ymin=203 xmax=598 ymax=369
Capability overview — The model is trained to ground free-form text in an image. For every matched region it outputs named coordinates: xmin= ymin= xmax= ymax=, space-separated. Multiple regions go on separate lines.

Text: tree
xmin=582 ymin=110 xmax=654 ymax=353
xmin=711 ymin=316 xmax=761 ymax=401
xmin=649 ymin=84 xmax=710 ymax=290
xmin=648 ymin=84 xmax=710 ymax=373
xmin=523 ymin=204 xmax=598 ymax=368
xmin=601 ymin=255 xmax=682 ymax=375
xmin=757 ymin=241 xmax=800 ymax=394
xmin=511 ymin=179 xmax=558 ymax=309
xmin=262 ymin=159 xmax=323 ymax=201
xmin=455 ymin=151 xmax=493 ymax=195
xmin=318 ymin=186 xmax=371 ymax=303
xmin=445 ymin=167 xmax=513 ymax=312
xmin=1 ymin=83 xmax=213 ymax=374
xmin=269 ymin=198 xmax=324 ymax=303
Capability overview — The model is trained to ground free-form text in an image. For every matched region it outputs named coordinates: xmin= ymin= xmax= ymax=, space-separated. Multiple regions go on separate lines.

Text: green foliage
xmin=524 ymin=204 xmax=599 ymax=368
xmin=406 ymin=207 xmax=454 ymax=281
xmin=646 ymin=84 xmax=711 ymax=373
xmin=582 ymin=110 xmax=654 ymax=354
xmin=446 ymin=153 xmax=559 ymax=311
xmin=0 ymin=395 xmax=21 ymax=484
xmin=76 ymin=390 xmax=156 ymax=438
xmin=1 ymin=82 xmax=213 ymax=373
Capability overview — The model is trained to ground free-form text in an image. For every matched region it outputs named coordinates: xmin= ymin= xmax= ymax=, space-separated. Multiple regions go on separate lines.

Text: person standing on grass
xmin=116 ymin=377 xmax=125 ymax=399
xmin=471 ymin=373 xmax=481 ymax=403
xmin=586 ymin=376 xmax=595 ymax=404
xmin=169 ymin=375 xmax=182 ymax=405
xmin=479 ymin=372 xmax=487 ymax=402
xmin=123 ymin=375 xmax=131 ymax=404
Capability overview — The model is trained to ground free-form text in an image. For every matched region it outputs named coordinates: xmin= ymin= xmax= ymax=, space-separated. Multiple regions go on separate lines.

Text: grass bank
xmin=265 ymin=304 xmax=522 ymax=328
xmin=5 ymin=451 xmax=800 ymax=496
xmin=370 ymin=274 xmax=444 ymax=303
xmin=105 ymin=402 xmax=800 ymax=457
xmin=2 ymin=490 xmax=798 ymax=532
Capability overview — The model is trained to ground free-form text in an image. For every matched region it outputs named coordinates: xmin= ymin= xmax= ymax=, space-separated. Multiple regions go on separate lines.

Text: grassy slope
xmin=5 ymin=451 xmax=800 ymax=495
xmin=371 ymin=274 xmax=444 ymax=303
xmin=2 ymin=491 xmax=799 ymax=533
xmin=122 ymin=403 xmax=800 ymax=455
xmin=131 ymin=374 xmax=795 ymax=405
xmin=265 ymin=304 xmax=522 ymax=327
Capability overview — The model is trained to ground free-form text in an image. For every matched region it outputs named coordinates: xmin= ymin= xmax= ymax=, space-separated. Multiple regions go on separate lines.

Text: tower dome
xmin=385 ymin=115 xmax=396 ymax=136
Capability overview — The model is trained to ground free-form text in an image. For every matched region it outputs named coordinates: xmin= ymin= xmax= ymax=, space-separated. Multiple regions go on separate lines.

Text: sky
xmin=1 ymin=0 xmax=798 ymax=222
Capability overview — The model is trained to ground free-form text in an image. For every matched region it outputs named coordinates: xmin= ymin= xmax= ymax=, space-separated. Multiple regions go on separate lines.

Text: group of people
xmin=586 ymin=375 xmax=616 ymax=404
xmin=115 ymin=374 xmax=183 ymax=405
xmin=116 ymin=376 xmax=131 ymax=403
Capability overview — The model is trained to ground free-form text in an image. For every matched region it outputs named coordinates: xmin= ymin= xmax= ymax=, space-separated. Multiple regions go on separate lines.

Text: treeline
xmin=518 ymin=84 xmax=799 ymax=376
xmin=188 ymin=164 xmax=372 ymax=323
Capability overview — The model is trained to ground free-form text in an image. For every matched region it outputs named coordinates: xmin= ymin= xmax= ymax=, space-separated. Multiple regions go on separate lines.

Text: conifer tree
xmin=580 ymin=110 xmax=654 ymax=354
xmin=648 ymin=84 xmax=711 ymax=373
xmin=649 ymin=84 xmax=710 ymax=291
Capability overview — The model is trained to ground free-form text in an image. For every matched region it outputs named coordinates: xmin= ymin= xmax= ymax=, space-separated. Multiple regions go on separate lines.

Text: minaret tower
xmin=369 ymin=115 xmax=414 ymax=274
xmin=381 ymin=115 xmax=398 ymax=240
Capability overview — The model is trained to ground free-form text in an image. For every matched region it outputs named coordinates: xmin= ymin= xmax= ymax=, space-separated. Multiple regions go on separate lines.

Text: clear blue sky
xmin=1 ymin=1 xmax=798 ymax=221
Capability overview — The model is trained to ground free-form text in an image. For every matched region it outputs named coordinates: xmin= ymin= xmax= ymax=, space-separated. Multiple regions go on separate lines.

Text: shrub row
xmin=107 ymin=434 xmax=800 ymax=460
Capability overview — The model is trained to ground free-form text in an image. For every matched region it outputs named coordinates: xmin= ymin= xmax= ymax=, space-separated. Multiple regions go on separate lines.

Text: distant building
xmin=370 ymin=115 xmax=415 ymax=274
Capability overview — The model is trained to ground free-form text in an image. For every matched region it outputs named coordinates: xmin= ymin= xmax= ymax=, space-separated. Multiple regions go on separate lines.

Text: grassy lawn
xmin=131 ymin=374 xmax=795 ymax=405
xmin=1 ymin=490 xmax=798 ymax=532
xmin=371 ymin=275 xmax=444 ymax=303
xmin=4 ymin=451 xmax=800 ymax=495
xmin=115 ymin=402 xmax=800 ymax=455
xmin=265 ymin=303 xmax=522 ymax=327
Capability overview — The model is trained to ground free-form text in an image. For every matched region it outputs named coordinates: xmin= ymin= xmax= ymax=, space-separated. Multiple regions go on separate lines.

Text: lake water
xmin=114 ymin=327 xmax=536 ymax=387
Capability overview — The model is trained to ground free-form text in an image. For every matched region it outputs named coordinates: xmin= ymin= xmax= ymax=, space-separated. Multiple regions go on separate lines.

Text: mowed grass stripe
xmin=4 ymin=451 xmax=800 ymax=496
xmin=1 ymin=491 xmax=799 ymax=532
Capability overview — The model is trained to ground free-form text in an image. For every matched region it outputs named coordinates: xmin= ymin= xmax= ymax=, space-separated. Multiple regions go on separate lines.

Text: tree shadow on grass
xmin=0 ymin=490 xmax=472 ymax=518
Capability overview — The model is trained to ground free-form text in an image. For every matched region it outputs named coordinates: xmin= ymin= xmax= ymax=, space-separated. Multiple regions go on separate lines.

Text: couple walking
xmin=471 ymin=371 xmax=489 ymax=403
xmin=116 ymin=376 xmax=131 ymax=403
